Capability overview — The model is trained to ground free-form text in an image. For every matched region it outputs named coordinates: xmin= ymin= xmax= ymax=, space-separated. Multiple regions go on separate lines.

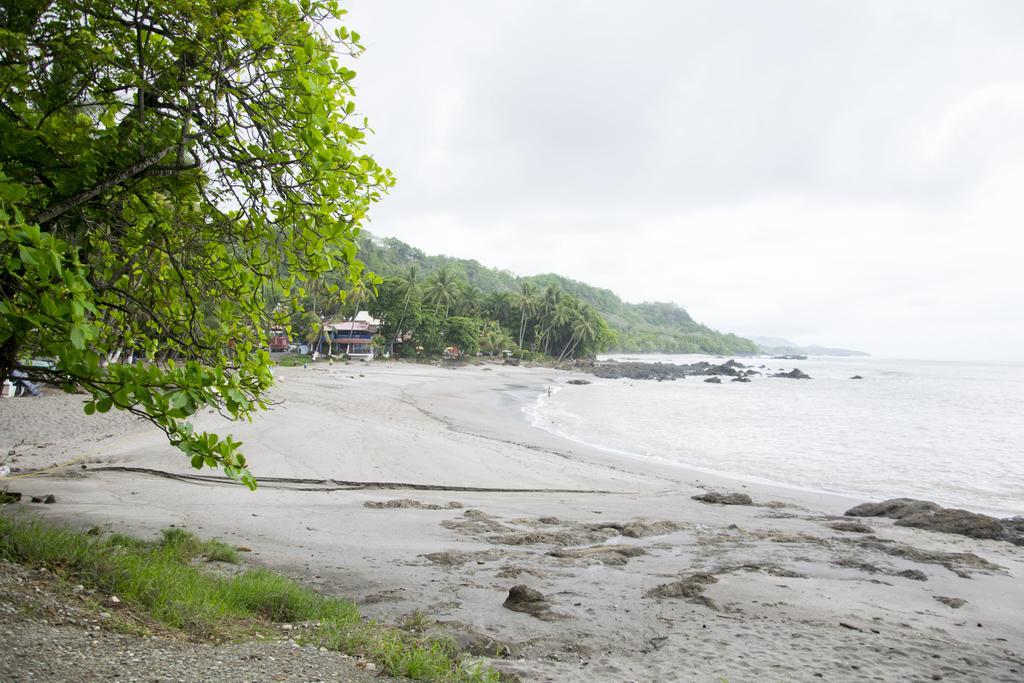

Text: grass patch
xmin=0 ymin=514 xmax=500 ymax=682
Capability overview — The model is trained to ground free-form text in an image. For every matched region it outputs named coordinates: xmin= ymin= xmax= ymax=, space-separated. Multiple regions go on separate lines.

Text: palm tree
xmin=514 ymin=282 xmax=539 ymax=350
xmin=543 ymin=296 xmax=573 ymax=355
xmin=347 ymin=276 xmax=374 ymax=321
xmin=458 ymin=285 xmax=483 ymax=317
xmin=560 ymin=310 xmax=597 ymax=361
xmin=391 ymin=265 xmax=420 ymax=353
xmin=425 ymin=266 xmax=461 ymax=321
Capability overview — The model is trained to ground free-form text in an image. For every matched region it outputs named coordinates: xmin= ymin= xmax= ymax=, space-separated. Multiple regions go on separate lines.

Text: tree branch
xmin=32 ymin=144 xmax=176 ymax=225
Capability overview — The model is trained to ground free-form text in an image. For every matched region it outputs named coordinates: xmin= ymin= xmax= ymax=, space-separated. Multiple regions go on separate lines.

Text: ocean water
xmin=526 ymin=354 xmax=1024 ymax=518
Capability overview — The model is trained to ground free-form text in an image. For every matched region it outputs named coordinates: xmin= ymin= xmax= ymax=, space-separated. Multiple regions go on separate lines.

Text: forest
xmin=281 ymin=233 xmax=757 ymax=359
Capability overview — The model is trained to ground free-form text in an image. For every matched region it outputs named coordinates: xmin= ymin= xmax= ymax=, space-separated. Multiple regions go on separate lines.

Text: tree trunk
xmin=0 ymin=336 xmax=19 ymax=392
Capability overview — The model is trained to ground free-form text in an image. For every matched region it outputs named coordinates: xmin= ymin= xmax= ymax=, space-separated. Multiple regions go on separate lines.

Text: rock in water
xmin=502 ymin=585 xmax=552 ymax=617
xmin=693 ymin=491 xmax=754 ymax=505
xmin=850 ymin=375 xmax=864 ymax=379
xmin=704 ymin=376 xmax=722 ymax=384
xmin=845 ymin=498 xmax=1023 ymax=545
xmin=771 ymin=368 xmax=811 ymax=379
xmin=565 ymin=379 xmax=591 ymax=385
xmin=731 ymin=376 xmax=752 ymax=383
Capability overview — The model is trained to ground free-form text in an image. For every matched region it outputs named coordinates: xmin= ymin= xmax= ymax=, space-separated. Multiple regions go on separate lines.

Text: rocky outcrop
xmin=771 ymin=368 xmax=811 ymax=379
xmin=703 ymin=376 xmax=722 ymax=384
xmin=845 ymin=498 xmax=1024 ymax=546
xmin=693 ymin=491 xmax=754 ymax=506
xmin=588 ymin=359 xmax=757 ymax=381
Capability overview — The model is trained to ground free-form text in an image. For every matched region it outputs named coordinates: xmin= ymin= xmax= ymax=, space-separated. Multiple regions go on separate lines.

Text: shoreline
xmin=2 ymin=360 xmax=1022 ymax=681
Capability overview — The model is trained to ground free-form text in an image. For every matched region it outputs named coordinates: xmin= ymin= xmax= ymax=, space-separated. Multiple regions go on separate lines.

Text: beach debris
xmin=547 ymin=544 xmax=647 ymax=566
xmin=422 ymin=549 xmax=507 ymax=567
xmin=934 ymin=596 xmax=968 ymax=609
xmin=692 ymin=491 xmax=754 ymax=506
xmin=589 ymin=518 xmax=685 ymax=538
xmin=829 ymin=521 xmax=875 ymax=533
xmin=834 ymin=557 xmax=886 ymax=574
xmin=442 ymin=509 xmax=513 ymax=535
xmin=431 ymin=620 xmax=515 ymax=657
xmin=364 ymin=498 xmax=463 ymax=510
xmin=645 ymin=572 xmax=718 ymax=599
xmin=729 ymin=563 xmax=807 ymax=579
xmin=565 ymin=379 xmax=591 ymax=385
xmin=503 ymin=585 xmax=555 ymax=619
xmin=845 ymin=498 xmax=1024 ymax=545
xmin=895 ymin=569 xmax=928 ymax=581
xmin=494 ymin=527 xmax=617 ymax=547
xmin=771 ymin=368 xmax=812 ymax=379
xmin=841 ymin=537 xmax=1002 ymax=577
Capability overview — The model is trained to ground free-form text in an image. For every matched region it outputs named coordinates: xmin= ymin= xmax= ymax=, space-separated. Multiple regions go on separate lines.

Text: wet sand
xmin=2 ymin=361 xmax=1022 ymax=681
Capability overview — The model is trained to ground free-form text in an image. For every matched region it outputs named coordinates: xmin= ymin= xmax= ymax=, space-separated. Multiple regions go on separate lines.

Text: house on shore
xmin=323 ymin=311 xmax=380 ymax=360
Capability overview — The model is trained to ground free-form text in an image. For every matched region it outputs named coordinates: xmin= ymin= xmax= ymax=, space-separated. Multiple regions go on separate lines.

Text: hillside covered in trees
xmin=356 ymin=234 xmax=756 ymax=355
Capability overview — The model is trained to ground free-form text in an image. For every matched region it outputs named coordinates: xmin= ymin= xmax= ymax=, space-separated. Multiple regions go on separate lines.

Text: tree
xmin=0 ymin=0 xmax=392 ymax=488
xmin=444 ymin=316 xmax=482 ymax=356
xmin=514 ymin=282 xmax=539 ymax=350
xmin=424 ymin=266 xmax=460 ymax=321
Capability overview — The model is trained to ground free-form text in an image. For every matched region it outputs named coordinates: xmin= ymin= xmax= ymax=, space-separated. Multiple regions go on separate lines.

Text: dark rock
xmin=730 ymin=376 xmax=752 ymax=383
xmin=895 ymin=569 xmax=927 ymax=581
xmin=704 ymin=376 xmax=722 ymax=384
xmin=850 ymin=375 xmax=864 ymax=380
xmin=0 ymin=491 xmax=22 ymax=504
xmin=934 ymin=596 xmax=967 ymax=609
xmin=588 ymin=359 xmax=747 ymax=382
xmin=503 ymin=585 xmax=552 ymax=617
xmin=693 ymin=491 xmax=753 ymax=506
xmin=845 ymin=498 xmax=1022 ymax=545
xmin=704 ymin=361 xmax=744 ymax=376
xmin=771 ymin=368 xmax=811 ymax=379
xmin=645 ymin=573 xmax=718 ymax=599
xmin=829 ymin=521 xmax=875 ymax=533
xmin=503 ymin=358 xmax=520 ymax=366
xmin=565 ymin=379 xmax=591 ymax=385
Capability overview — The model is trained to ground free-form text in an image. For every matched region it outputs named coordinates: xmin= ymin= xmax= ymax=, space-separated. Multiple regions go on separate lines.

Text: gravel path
xmin=0 ymin=561 xmax=392 ymax=683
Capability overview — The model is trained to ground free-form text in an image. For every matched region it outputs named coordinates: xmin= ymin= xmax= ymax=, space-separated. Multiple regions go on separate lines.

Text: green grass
xmin=0 ymin=514 xmax=500 ymax=682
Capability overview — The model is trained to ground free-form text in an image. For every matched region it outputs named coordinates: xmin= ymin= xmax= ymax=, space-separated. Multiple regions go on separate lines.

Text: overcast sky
xmin=342 ymin=1 xmax=1024 ymax=360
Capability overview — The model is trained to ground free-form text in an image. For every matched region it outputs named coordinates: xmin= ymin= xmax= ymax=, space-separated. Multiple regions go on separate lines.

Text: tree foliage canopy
xmin=0 ymin=0 xmax=392 ymax=487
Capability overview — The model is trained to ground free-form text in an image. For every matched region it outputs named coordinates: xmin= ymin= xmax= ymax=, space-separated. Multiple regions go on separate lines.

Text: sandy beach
xmin=2 ymin=360 xmax=1022 ymax=682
